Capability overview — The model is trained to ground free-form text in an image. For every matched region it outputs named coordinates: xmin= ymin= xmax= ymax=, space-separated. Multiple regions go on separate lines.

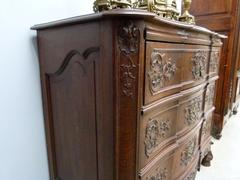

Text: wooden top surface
xmin=31 ymin=9 xmax=226 ymax=38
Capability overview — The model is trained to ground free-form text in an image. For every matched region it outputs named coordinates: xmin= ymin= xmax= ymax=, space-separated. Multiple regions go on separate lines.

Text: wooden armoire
xmin=32 ymin=9 xmax=224 ymax=180
xmin=190 ymin=0 xmax=240 ymax=139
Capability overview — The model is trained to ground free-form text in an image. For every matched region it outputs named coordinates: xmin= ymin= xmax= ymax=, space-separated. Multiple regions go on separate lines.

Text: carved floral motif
xmin=185 ymin=97 xmax=202 ymax=126
xmin=146 ymin=167 xmax=168 ymax=180
xmin=118 ymin=21 xmax=140 ymax=98
xmin=202 ymin=121 xmax=208 ymax=137
xmin=192 ymin=50 xmax=207 ymax=80
xmin=145 ymin=118 xmax=170 ymax=156
xmin=210 ymin=51 xmax=219 ymax=73
xmin=148 ymin=52 xmax=177 ymax=93
xmin=180 ymin=137 xmax=197 ymax=166
xmin=205 ymin=84 xmax=215 ymax=105
xmin=184 ymin=170 xmax=197 ymax=180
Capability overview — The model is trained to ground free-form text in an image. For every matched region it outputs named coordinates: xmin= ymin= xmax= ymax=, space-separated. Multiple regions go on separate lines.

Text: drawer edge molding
xmin=142 ymin=82 xmax=207 ymax=113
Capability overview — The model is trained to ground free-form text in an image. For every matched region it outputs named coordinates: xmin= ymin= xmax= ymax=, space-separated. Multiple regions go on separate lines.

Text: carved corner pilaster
xmin=118 ymin=20 xmax=140 ymax=98
xmin=192 ymin=50 xmax=207 ymax=80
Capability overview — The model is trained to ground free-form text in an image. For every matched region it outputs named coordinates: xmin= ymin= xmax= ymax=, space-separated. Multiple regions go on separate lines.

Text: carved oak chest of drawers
xmin=32 ymin=9 xmax=224 ymax=180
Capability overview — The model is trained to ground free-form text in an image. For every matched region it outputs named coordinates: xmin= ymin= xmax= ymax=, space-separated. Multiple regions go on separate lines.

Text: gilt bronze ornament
xmin=93 ymin=0 xmax=132 ymax=12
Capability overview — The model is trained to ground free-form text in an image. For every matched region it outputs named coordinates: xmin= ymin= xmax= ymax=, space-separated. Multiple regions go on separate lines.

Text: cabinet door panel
xmin=48 ymin=51 xmax=99 ymax=180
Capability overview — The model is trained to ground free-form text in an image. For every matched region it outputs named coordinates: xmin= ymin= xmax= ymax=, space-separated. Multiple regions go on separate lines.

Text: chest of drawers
xmin=32 ymin=9 xmax=224 ymax=180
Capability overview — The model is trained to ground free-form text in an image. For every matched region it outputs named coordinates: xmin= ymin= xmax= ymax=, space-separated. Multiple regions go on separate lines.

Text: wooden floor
xmin=196 ymin=107 xmax=240 ymax=180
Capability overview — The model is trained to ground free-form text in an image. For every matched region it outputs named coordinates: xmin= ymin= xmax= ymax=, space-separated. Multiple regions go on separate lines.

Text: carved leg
xmin=201 ymin=151 xmax=213 ymax=167
xmin=212 ymin=126 xmax=222 ymax=140
xmin=233 ymin=104 xmax=239 ymax=115
xmin=213 ymin=132 xmax=222 ymax=140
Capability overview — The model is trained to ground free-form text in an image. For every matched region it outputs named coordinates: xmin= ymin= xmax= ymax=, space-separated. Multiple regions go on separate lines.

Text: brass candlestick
xmin=179 ymin=0 xmax=195 ymax=24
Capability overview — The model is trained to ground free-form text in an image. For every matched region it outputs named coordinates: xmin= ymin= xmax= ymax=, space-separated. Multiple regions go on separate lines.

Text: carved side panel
xmin=148 ymin=51 xmax=177 ymax=93
xmin=180 ymin=137 xmax=197 ymax=166
xmin=145 ymin=118 xmax=171 ymax=157
xmin=47 ymin=48 xmax=100 ymax=180
xmin=185 ymin=97 xmax=202 ymax=126
xmin=192 ymin=50 xmax=207 ymax=80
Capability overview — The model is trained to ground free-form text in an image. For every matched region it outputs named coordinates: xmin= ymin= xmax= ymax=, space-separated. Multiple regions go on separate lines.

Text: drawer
xmin=172 ymin=127 xmax=200 ymax=179
xmin=139 ymin=147 xmax=176 ymax=180
xmin=209 ymin=47 xmax=221 ymax=78
xmin=145 ymin=42 xmax=210 ymax=105
xmin=139 ymin=126 xmax=201 ymax=180
xmin=139 ymin=87 xmax=204 ymax=168
xmin=200 ymin=111 xmax=213 ymax=146
xmin=204 ymin=81 xmax=216 ymax=112
xmin=180 ymin=163 xmax=198 ymax=180
xmin=200 ymin=139 xmax=211 ymax=163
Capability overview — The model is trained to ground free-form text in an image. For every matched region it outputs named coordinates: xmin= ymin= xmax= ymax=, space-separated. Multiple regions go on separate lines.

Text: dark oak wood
xmin=191 ymin=0 xmax=240 ymax=139
xmin=33 ymin=9 xmax=223 ymax=180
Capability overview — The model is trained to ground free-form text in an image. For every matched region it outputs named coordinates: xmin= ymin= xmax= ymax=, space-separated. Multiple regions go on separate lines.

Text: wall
xmin=0 ymin=0 xmax=181 ymax=180
xmin=0 ymin=1 xmax=94 ymax=180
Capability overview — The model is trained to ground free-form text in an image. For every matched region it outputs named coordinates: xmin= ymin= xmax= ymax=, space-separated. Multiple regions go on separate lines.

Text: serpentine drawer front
xmin=32 ymin=9 xmax=224 ymax=180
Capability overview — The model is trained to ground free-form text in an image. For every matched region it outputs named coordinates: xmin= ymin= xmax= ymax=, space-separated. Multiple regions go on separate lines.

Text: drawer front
xmin=172 ymin=128 xmax=200 ymax=179
xmin=201 ymin=139 xmax=211 ymax=162
xmin=145 ymin=42 xmax=210 ymax=105
xmin=201 ymin=111 xmax=213 ymax=146
xmin=139 ymin=89 xmax=204 ymax=168
xmin=139 ymin=149 xmax=175 ymax=180
xmin=209 ymin=47 xmax=221 ymax=77
xmin=181 ymin=165 xmax=198 ymax=180
xmin=204 ymin=82 xmax=216 ymax=112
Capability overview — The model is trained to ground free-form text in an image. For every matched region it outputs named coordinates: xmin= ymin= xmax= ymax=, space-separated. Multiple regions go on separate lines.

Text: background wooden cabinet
xmin=190 ymin=0 xmax=240 ymax=139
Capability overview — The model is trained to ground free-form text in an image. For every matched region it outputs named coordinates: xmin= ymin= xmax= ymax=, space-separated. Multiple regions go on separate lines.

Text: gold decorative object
xmin=133 ymin=0 xmax=179 ymax=20
xmin=93 ymin=0 xmax=196 ymax=24
xmin=93 ymin=0 xmax=132 ymax=12
xmin=179 ymin=0 xmax=195 ymax=24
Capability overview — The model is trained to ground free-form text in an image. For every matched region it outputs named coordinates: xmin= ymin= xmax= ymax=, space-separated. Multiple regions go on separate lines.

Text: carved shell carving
xmin=145 ymin=118 xmax=170 ymax=157
xmin=192 ymin=50 xmax=207 ymax=80
xmin=146 ymin=167 xmax=168 ymax=180
xmin=118 ymin=21 xmax=140 ymax=98
xmin=180 ymin=137 xmax=197 ymax=166
xmin=148 ymin=52 xmax=177 ymax=93
xmin=210 ymin=51 xmax=219 ymax=73
xmin=185 ymin=97 xmax=202 ymax=126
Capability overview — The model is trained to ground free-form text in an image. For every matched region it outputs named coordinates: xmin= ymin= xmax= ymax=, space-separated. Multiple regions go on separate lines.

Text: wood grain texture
xmin=34 ymin=10 xmax=223 ymax=180
xmin=191 ymin=0 xmax=240 ymax=138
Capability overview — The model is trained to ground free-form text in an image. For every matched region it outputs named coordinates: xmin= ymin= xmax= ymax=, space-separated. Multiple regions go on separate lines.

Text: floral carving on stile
xmin=180 ymin=137 xmax=197 ymax=166
xmin=192 ymin=50 xmax=207 ymax=80
xmin=118 ymin=21 xmax=140 ymax=98
xmin=202 ymin=120 xmax=210 ymax=137
xmin=146 ymin=167 xmax=168 ymax=180
xmin=145 ymin=118 xmax=170 ymax=156
xmin=210 ymin=51 xmax=219 ymax=73
xmin=148 ymin=52 xmax=177 ymax=93
xmin=185 ymin=97 xmax=202 ymax=126
xmin=205 ymin=84 xmax=215 ymax=105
